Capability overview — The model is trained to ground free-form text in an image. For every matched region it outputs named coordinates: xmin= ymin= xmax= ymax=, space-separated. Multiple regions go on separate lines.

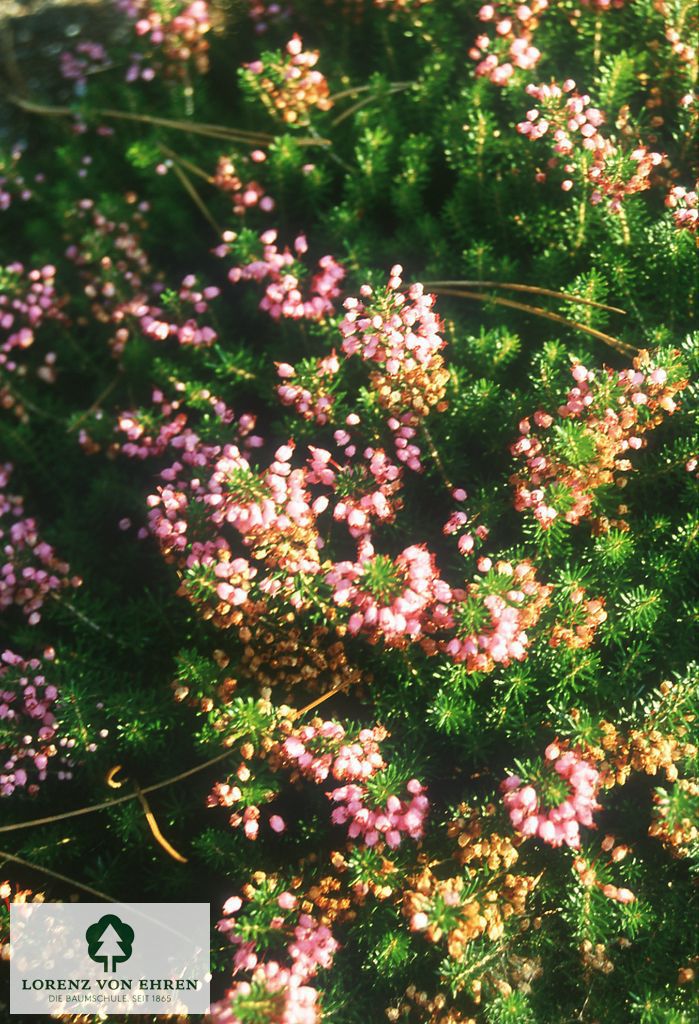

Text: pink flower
xmin=502 ymin=745 xmax=601 ymax=849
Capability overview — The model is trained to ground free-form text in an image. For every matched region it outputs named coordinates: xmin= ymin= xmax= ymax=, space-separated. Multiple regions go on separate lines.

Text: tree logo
xmin=85 ymin=915 xmax=135 ymax=972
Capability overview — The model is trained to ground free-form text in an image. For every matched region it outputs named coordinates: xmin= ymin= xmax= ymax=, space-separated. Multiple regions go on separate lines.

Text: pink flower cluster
xmin=306 ymin=442 xmax=402 ymax=537
xmin=469 ymin=0 xmax=547 ymax=86
xmin=146 ymin=438 xmax=325 ymax=630
xmin=445 ymin=559 xmax=552 ymax=670
xmin=518 ymin=80 xmax=663 ymax=211
xmin=59 ymin=41 xmax=109 ymax=90
xmin=510 ymin=354 xmax=685 ymax=529
xmin=213 ymin=894 xmax=338 ymax=1024
xmin=340 ymin=267 xmax=443 ymax=372
xmin=278 ymin=719 xmax=428 ymax=849
xmin=213 ymin=151 xmax=275 ymax=215
xmin=330 ymin=778 xmax=428 ymax=849
xmin=243 ymin=35 xmax=333 ymax=126
xmin=221 ymin=230 xmax=345 ymax=321
xmin=204 ymin=444 xmax=316 ymax=560
xmin=666 ymin=180 xmax=698 ymax=234
xmin=207 ymin=769 xmax=275 ymax=841
xmin=65 ymin=198 xmax=152 ymax=356
xmin=277 ymin=352 xmax=340 ymax=424
xmin=326 ymin=544 xmax=451 ymax=647
xmin=140 ymin=407 xmax=564 ymax=670
xmin=443 ymin=489 xmax=490 ymax=558
xmin=502 ymin=743 xmax=601 ymax=848
xmin=1 ymin=465 xmax=81 ymax=624
xmin=246 ymin=0 xmax=290 ymax=34
xmin=0 ymin=648 xmax=73 ymax=796
xmin=0 ymin=146 xmax=39 ymax=212
xmin=339 ymin=269 xmax=449 ymax=462
xmin=279 ymin=720 xmax=387 ymax=785
xmin=119 ymin=0 xmax=212 ymax=79
xmin=115 ymin=386 xmax=242 ymax=462
xmin=0 ymin=263 xmax=62 ymax=375
xmin=138 ymin=275 xmax=220 ymax=347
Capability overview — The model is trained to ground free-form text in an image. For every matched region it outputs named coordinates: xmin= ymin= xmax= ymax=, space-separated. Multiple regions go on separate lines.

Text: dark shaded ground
xmin=0 ymin=0 xmax=124 ymax=123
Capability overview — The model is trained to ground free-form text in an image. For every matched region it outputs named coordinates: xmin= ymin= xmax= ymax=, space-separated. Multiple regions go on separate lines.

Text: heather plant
xmin=0 ymin=0 xmax=698 ymax=1022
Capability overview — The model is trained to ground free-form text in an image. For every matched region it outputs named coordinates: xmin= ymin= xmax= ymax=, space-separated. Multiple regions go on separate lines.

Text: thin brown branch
xmin=430 ymin=287 xmax=637 ymax=355
xmin=421 ymin=424 xmax=454 ymax=492
xmin=294 ymin=682 xmax=347 ymax=718
xmin=133 ymin=782 xmax=188 ymax=863
xmin=0 ymin=747 xmax=237 ymax=835
xmin=422 ymin=280 xmax=626 ymax=315
xmin=0 ymin=685 xmax=347 ymax=837
xmin=50 ymin=593 xmax=125 ymax=647
xmin=8 ymin=95 xmax=329 ymax=149
xmin=328 ymin=80 xmax=413 ymax=103
xmin=158 ymin=142 xmax=214 ymax=183
xmin=0 ymin=848 xmax=116 ymax=901
xmin=171 ymin=160 xmax=222 ymax=235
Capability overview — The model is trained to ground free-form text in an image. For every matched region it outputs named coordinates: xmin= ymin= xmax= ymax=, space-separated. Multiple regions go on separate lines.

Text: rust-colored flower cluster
xmin=594 ymin=719 xmax=697 ymax=788
xmin=386 ymin=986 xmax=475 ymax=1024
xmin=549 ymin=586 xmax=607 ymax=650
xmin=572 ymin=833 xmax=636 ymax=904
xmin=242 ymin=35 xmax=333 ymax=126
xmin=649 ymin=779 xmax=699 ymax=858
xmin=238 ymin=621 xmax=366 ymax=696
xmin=510 ymin=350 xmax=688 ymax=531
xmin=404 ymin=805 xmax=538 ymax=962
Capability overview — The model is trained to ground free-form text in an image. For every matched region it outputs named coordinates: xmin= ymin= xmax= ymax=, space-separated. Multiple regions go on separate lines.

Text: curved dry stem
xmin=430 ymin=286 xmax=637 ymax=356
xmin=422 ymin=280 xmax=626 ymax=315
xmin=8 ymin=95 xmax=330 ymax=149
xmin=0 ymin=848 xmax=116 ymax=901
xmin=0 ymin=685 xmax=347 ymax=836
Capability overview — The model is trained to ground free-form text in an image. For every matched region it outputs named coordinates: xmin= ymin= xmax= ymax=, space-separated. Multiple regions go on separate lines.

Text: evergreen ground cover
xmin=0 ymin=1 xmax=698 ymax=1021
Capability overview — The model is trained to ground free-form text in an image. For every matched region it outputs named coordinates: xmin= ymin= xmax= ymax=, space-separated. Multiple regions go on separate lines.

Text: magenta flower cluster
xmin=279 ymin=720 xmax=429 ymax=849
xmin=221 ymin=230 xmax=345 ymax=321
xmin=0 ymin=648 xmax=72 ymax=796
xmin=469 ymin=0 xmax=547 ymax=86
xmin=59 ymin=41 xmax=110 ymax=90
xmin=138 ymin=274 xmax=220 ymax=347
xmin=246 ymin=0 xmax=290 ymax=34
xmin=0 ymin=263 xmax=62 ymax=376
xmin=501 ymin=743 xmax=601 ymax=848
xmin=1 ymin=465 xmax=81 ymax=624
xmin=518 ymin=80 xmax=663 ymax=210
xmin=213 ymin=892 xmax=338 ymax=1024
